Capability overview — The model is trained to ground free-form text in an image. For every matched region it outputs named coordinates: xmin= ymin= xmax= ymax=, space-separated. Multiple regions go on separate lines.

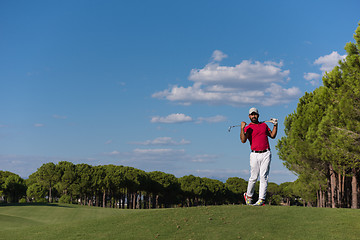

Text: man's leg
xmin=258 ymin=151 xmax=271 ymax=200
xmin=246 ymin=152 xmax=259 ymax=198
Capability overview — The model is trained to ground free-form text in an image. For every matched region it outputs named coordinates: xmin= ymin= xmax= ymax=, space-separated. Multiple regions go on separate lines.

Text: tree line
xmin=1 ymin=162 xmax=302 ymax=207
xmin=276 ymin=22 xmax=360 ymax=209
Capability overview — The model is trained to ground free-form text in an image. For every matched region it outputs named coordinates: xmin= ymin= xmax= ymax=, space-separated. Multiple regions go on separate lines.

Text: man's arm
xmin=240 ymin=121 xmax=247 ymax=143
xmin=268 ymin=123 xmax=278 ymax=139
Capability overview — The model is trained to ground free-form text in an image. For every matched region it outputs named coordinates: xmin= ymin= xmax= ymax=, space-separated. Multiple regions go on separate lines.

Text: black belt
xmin=251 ymin=149 xmax=270 ymax=153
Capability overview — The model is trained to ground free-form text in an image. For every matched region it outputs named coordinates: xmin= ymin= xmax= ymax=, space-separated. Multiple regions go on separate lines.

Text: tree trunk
xmin=103 ymin=190 xmax=106 ymax=208
xmin=137 ymin=192 xmax=141 ymax=209
xmin=337 ymin=172 xmax=340 ymax=207
xmin=148 ymin=194 xmax=152 ymax=209
xmin=132 ymin=193 xmax=137 ymax=209
xmin=329 ymin=164 xmax=336 ymax=208
xmin=327 ymin=176 xmax=332 ymax=207
xmin=49 ymin=186 xmax=52 ymax=203
xmin=342 ymin=171 xmax=346 ymax=207
xmin=126 ymin=193 xmax=130 ymax=209
xmin=121 ymin=193 xmax=125 ymax=209
xmin=352 ymin=169 xmax=358 ymax=209
xmin=319 ymin=185 xmax=326 ymax=208
xmin=320 ymin=190 xmax=324 ymax=207
xmin=156 ymin=194 xmax=159 ymax=208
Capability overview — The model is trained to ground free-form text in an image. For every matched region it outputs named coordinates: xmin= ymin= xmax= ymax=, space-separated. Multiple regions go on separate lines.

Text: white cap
xmin=249 ymin=107 xmax=259 ymax=115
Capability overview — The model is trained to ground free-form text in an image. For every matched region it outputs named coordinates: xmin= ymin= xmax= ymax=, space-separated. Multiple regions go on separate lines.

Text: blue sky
xmin=1 ymin=0 xmax=359 ymax=183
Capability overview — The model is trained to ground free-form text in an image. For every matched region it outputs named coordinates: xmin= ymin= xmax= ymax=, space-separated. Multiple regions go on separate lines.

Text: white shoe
xmin=244 ymin=193 xmax=253 ymax=205
xmin=253 ymin=199 xmax=265 ymax=206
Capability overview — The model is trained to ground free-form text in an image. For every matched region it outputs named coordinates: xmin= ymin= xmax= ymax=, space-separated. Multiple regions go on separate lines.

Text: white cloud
xmin=152 ymin=50 xmax=300 ymax=107
xmin=263 ymin=83 xmax=302 ymax=106
xmin=130 ymin=137 xmax=191 ymax=146
xmin=101 ymin=147 xmax=221 ymax=175
xmin=303 ymin=51 xmax=347 ymax=86
xmin=27 ymin=71 xmax=39 ymax=76
xmin=191 ymin=154 xmax=218 ymax=163
xmin=105 ymin=150 xmax=120 ymax=156
xmin=52 ymin=114 xmax=67 ymax=119
xmin=128 ymin=148 xmax=188 ymax=167
xmin=133 ymin=148 xmax=184 ymax=155
xmin=103 ymin=147 xmax=218 ymax=168
xmin=150 ymin=113 xmax=227 ymax=125
xmin=196 ymin=115 xmax=227 ymax=123
xmin=34 ymin=123 xmax=44 ymax=127
xmin=0 ymin=154 xmax=97 ymax=178
xmin=304 ymin=72 xmax=321 ymax=81
xmin=188 ymin=60 xmax=288 ymax=87
xmin=211 ymin=49 xmax=228 ymax=62
xmin=103 ymin=148 xmax=190 ymax=162
xmin=314 ymin=51 xmax=346 ymax=72
xmin=151 ymin=113 xmax=193 ymax=123
xmin=304 ymin=72 xmax=321 ymax=86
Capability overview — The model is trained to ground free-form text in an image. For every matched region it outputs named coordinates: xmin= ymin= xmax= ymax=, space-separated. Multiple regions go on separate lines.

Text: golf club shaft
xmin=231 ymin=120 xmax=271 ymax=127
xmin=228 ymin=120 xmax=272 ymax=132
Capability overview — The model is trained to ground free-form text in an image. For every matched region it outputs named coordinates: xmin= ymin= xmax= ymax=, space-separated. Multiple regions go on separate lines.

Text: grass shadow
xmin=0 ymin=202 xmax=77 ymax=208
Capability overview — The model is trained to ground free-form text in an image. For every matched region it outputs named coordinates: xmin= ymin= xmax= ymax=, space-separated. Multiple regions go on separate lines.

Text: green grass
xmin=0 ymin=203 xmax=359 ymax=239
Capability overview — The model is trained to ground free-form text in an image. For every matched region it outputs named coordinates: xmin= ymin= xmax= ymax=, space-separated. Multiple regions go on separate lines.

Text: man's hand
xmin=270 ymin=118 xmax=278 ymax=125
xmin=268 ymin=119 xmax=278 ymax=139
xmin=240 ymin=121 xmax=247 ymax=143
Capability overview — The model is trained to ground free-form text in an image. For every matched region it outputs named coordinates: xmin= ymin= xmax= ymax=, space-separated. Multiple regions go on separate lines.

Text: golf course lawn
xmin=1 ymin=203 xmax=359 ymax=239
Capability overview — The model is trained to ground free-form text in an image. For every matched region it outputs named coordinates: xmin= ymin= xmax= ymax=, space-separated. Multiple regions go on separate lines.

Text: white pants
xmin=246 ymin=150 xmax=271 ymax=200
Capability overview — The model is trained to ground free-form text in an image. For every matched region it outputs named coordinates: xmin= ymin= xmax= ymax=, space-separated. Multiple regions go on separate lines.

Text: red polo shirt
xmin=244 ymin=122 xmax=270 ymax=151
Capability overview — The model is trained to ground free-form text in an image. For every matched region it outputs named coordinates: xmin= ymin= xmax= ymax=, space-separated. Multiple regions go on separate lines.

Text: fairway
xmin=1 ymin=204 xmax=359 ymax=239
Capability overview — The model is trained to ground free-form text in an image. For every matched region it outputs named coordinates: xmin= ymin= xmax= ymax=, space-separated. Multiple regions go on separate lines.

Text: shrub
xmin=59 ymin=195 xmax=72 ymax=204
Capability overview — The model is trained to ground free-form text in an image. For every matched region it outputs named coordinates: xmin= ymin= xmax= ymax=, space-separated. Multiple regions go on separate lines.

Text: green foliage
xmin=55 ymin=161 xmax=76 ymax=197
xmin=26 ymin=183 xmax=47 ymax=202
xmin=267 ymin=182 xmax=281 ymax=205
xmin=0 ymin=171 xmax=27 ymax=203
xmin=178 ymin=175 xmax=228 ymax=206
xmin=35 ymin=162 xmax=59 ymax=203
xmin=291 ymin=175 xmax=319 ymax=205
xmin=277 ymin=22 xmax=360 ymax=208
xmin=4 ymin=163 xmax=300 ymax=208
xmin=59 ymin=195 xmax=72 ymax=204
xmin=148 ymin=171 xmax=180 ymax=207
xmin=201 ymin=178 xmax=226 ymax=205
xmin=225 ymin=177 xmax=247 ymax=204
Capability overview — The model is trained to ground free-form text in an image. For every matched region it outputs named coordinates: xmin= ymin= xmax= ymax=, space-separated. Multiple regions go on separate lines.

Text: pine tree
xmin=277 ymin=22 xmax=360 ymax=208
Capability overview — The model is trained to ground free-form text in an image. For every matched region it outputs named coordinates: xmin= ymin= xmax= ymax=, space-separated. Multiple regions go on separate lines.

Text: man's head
xmin=248 ymin=107 xmax=259 ymax=123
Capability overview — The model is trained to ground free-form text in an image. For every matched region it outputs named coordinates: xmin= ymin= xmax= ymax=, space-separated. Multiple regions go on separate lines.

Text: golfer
xmin=240 ymin=107 xmax=278 ymax=206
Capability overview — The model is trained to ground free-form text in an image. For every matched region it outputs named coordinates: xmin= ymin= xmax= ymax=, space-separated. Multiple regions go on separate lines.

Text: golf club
xmin=228 ymin=119 xmax=277 ymax=132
